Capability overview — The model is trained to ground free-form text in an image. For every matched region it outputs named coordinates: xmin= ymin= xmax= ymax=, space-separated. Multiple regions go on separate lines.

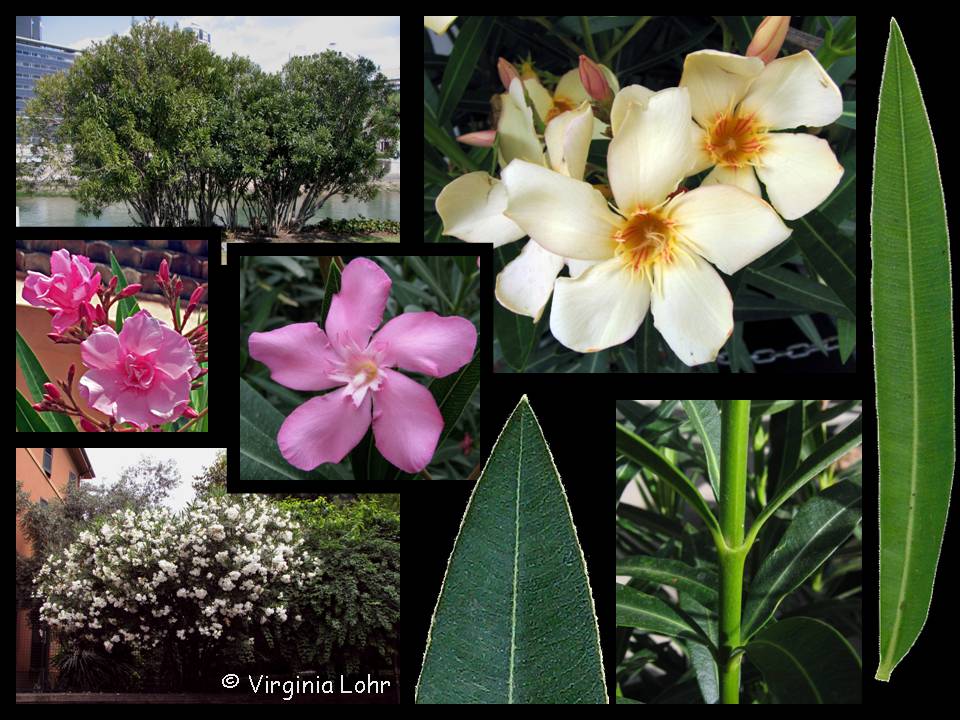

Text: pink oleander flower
xmin=22 ymin=249 xmax=102 ymax=332
xmin=79 ymin=310 xmax=200 ymax=429
xmin=249 ymin=257 xmax=478 ymax=474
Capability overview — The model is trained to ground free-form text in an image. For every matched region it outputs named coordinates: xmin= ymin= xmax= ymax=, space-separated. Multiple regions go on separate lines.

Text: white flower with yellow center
xmin=521 ymin=63 xmax=619 ymax=139
xmin=500 ymin=86 xmax=792 ymax=365
xmin=680 ymin=49 xmax=844 ymax=220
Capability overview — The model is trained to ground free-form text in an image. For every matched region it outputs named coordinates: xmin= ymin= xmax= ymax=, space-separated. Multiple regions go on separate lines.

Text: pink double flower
xmin=22 ymin=249 xmax=102 ymax=332
xmin=249 ymin=258 xmax=477 ymax=474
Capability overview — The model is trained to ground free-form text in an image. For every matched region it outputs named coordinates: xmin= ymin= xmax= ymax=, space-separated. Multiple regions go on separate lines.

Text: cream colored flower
xmin=680 ymin=49 xmax=844 ymax=220
xmin=424 ymin=16 xmax=457 ymax=34
xmin=500 ymin=87 xmax=792 ymax=365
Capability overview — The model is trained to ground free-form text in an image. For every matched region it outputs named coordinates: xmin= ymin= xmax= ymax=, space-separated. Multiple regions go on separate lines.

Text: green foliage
xmin=272 ymin=497 xmax=400 ymax=673
xmin=24 ymin=21 xmax=397 ymax=233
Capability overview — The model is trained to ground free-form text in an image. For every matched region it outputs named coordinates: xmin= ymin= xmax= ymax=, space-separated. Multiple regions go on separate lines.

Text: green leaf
xmin=746 ymin=617 xmax=862 ymax=703
xmin=874 ymin=18 xmax=954 ymax=683
xmin=424 ymin=111 xmax=480 ymax=175
xmin=819 ymin=148 xmax=857 ymax=225
xmin=238 ymin=378 xmax=336 ymax=481
xmin=616 ymin=556 xmax=718 ymax=607
xmin=682 ymin=595 xmax=719 ymax=704
xmin=436 ymin=16 xmax=495 ymax=125
xmin=318 ymin=260 xmax=341 ymax=327
xmin=766 ymin=402 xmax=803 ymax=496
xmin=417 ymin=397 xmax=606 ymax=703
xmin=15 ymin=330 xmax=78 ymax=432
xmin=16 ymin=388 xmax=53 ymax=431
xmin=837 ymin=100 xmax=856 ymax=129
xmin=791 ymin=212 xmax=857 ymax=320
xmin=494 ymin=299 xmax=543 ymax=372
xmin=681 ymin=400 xmax=722 ymax=500
xmin=743 ymin=267 xmax=853 ymax=321
xmin=837 ymin=317 xmax=856 ymax=363
xmin=742 ymin=482 xmax=862 ymax=639
xmin=109 ymin=251 xmax=142 ymax=332
xmin=616 ymin=584 xmax=715 ymax=652
xmin=616 ymin=423 xmax=722 ymax=544
xmin=748 ymin=416 xmax=863 ymax=545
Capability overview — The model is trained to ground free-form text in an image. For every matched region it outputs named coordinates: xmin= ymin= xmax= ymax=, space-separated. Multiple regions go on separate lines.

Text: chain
xmin=717 ymin=336 xmax=840 ymax=366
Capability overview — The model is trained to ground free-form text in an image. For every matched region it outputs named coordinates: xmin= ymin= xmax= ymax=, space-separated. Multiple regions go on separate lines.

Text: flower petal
xmin=249 ymin=322 xmax=342 ymax=390
xmin=544 ymin=100 xmax=594 ymax=181
xmin=325 ymin=257 xmax=391 ymax=348
xmin=554 ymin=68 xmax=589 ymax=105
xmin=700 ymin=164 xmax=762 ymax=196
xmin=522 ymin=76 xmax=554 ymax=125
xmin=498 ymin=78 xmax=545 ymax=167
xmin=680 ymin=50 xmax=764 ymax=128
xmin=610 ymin=84 xmax=655 ymax=137
xmin=495 ymin=240 xmax=566 ymax=321
xmin=372 ymin=369 xmax=444 ymax=474
xmin=373 ymin=312 xmax=477 ymax=377
xmin=607 ymin=87 xmax=694 ymax=215
xmin=755 ymin=132 xmax=844 ymax=220
xmin=118 ymin=310 xmax=166 ymax=356
xmin=278 ymin=389 xmax=372 ymax=470
xmin=80 ymin=326 xmax=121 ymax=370
xmin=651 ymin=252 xmax=733 ymax=366
xmin=739 ymin=50 xmax=842 ymax=131
xmin=501 ymin=159 xmax=621 ymax=260
xmin=436 ymin=172 xmax=527 ymax=246
xmin=550 ymin=257 xmax=650 ymax=353
xmin=667 ymin=185 xmax=792 ymax=275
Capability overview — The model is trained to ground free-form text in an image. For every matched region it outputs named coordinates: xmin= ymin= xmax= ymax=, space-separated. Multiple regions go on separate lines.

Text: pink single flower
xmin=79 ymin=310 xmax=200 ymax=429
xmin=22 ymin=249 xmax=102 ymax=332
xmin=249 ymin=257 xmax=478 ymax=474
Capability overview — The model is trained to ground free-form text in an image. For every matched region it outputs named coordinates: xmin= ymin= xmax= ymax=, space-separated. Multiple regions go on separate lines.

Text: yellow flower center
xmin=545 ymin=96 xmax=577 ymax=124
xmin=614 ymin=210 xmax=679 ymax=285
xmin=705 ymin=111 xmax=766 ymax=168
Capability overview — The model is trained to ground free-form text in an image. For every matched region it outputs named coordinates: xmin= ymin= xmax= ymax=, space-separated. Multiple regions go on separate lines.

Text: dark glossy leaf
xmin=742 ymin=482 xmax=862 ymax=639
xmin=744 ymin=267 xmax=852 ymax=320
xmin=616 ymin=423 xmax=722 ymax=542
xmin=837 ymin=100 xmax=856 ymax=129
xmin=681 ymin=400 xmax=722 ymax=499
xmin=494 ymin=299 xmax=543 ymax=372
xmin=766 ymin=402 xmax=803 ymax=496
xmin=15 ymin=330 xmax=78 ymax=432
xmin=417 ymin=397 xmax=606 ymax=703
xmin=791 ymin=212 xmax=857 ymax=320
xmin=109 ymin=251 xmax=142 ymax=332
xmin=616 ymin=556 xmax=718 ymax=606
xmin=437 ymin=16 xmax=495 ymax=125
xmin=616 ymin=584 xmax=715 ymax=651
xmin=318 ymin=260 xmax=341 ymax=328
xmin=746 ymin=617 xmax=861 ymax=703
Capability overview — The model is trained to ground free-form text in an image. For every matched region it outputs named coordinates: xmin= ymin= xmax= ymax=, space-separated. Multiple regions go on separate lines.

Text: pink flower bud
xmin=746 ymin=16 xmax=790 ymax=64
xmin=107 ymin=275 xmax=118 ymax=292
xmin=43 ymin=383 xmax=61 ymax=400
xmin=80 ymin=418 xmax=101 ymax=432
xmin=117 ymin=283 xmax=142 ymax=299
xmin=188 ymin=284 xmax=206 ymax=306
xmin=579 ymin=54 xmax=612 ymax=102
xmin=95 ymin=304 xmax=107 ymax=324
xmin=456 ymin=130 xmax=497 ymax=147
xmin=67 ymin=363 xmax=76 ymax=387
xmin=175 ymin=278 xmax=183 ymax=296
xmin=158 ymin=258 xmax=170 ymax=284
xmin=183 ymin=406 xmax=200 ymax=419
xmin=32 ymin=402 xmax=45 ymax=412
xmin=497 ymin=57 xmax=520 ymax=91
xmin=48 ymin=332 xmax=62 ymax=343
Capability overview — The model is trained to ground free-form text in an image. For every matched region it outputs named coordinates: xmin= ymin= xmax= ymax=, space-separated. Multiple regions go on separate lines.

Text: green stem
xmin=601 ymin=17 xmax=652 ymax=65
xmin=580 ymin=16 xmax=599 ymax=61
xmin=717 ymin=399 xmax=750 ymax=704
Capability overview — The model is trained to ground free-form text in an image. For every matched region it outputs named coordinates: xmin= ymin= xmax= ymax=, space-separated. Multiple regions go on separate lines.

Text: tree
xmin=191 ymin=450 xmax=227 ymax=499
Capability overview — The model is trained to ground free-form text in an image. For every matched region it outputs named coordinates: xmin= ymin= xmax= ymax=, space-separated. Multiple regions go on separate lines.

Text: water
xmin=17 ymin=189 xmax=400 ymax=226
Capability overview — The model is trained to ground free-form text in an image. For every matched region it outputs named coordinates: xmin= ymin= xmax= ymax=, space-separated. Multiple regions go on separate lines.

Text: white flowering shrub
xmin=35 ymin=495 xmax=304 ymax=657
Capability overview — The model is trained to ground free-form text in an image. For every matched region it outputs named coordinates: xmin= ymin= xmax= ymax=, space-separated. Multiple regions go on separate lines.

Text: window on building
xmin=42 ymin=448 xmax=53 ymax=476
xmin=69 ymin=471 xmax=77 ymax=488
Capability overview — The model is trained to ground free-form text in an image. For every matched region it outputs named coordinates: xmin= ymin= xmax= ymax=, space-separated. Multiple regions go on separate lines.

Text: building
xmin=16 ymin=16 xmax=42 ymax=40
xmin=183 ymin=23 xmax=211 ymax=46
xmin=16 ymin=33 xmax=81 ymax=115
xmin=16 ymin=448 xmax=95 ymax=690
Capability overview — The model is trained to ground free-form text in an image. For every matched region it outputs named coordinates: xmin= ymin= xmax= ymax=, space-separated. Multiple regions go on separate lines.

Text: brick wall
xmin=16 ymin=240 xmax=208 ymax=301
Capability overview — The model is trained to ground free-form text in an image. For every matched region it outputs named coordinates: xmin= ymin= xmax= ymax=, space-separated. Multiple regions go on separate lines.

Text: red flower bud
xmin=32 ymin=402 xmax=45 ymax=412
xmin=117 ymin=283 xmax=142 ymax=299
xmin=80 ymin=418 xmax=101 ymax=432
xmin=183 ymin=406 xmax=200 ymax=419
xmin=43 ymin=382 xmax=61 ymax=400
xmin=67 ymin=363 xmax=76 ymax=386
xmin=188 ymin=285 xmax=206 ymax=306
xmin=107 ymin=275 xmax=118 ymax=292
xmin=158 ymin=258 xmax=170 ymax=284
xmin=95 ymin=304 xmax=107 ymax=324
xmin=47 ymin=332 xmax=62 ymax=343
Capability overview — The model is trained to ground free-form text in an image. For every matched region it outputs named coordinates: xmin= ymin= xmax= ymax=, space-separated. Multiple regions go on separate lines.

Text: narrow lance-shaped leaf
xmin=16 ymin=330 xmax=78 ymax=432
xmin=747 ymin=416 xmax=862 ymax=545
xmin=742 ymin=481 xmax=862 ymax=640
xmin=616 ymin=556 xmax=718 ymax=607
xmin=616 ymin=423 xmax=722 ymax=544
xmin=417 ymin=397 xmax=606 ymax=704
xmin=873 ymin=18 xmax=955 ymax=682
xmin=746 ymin=617 xmax=862 ymax=704
xmin=681 ymin=400 xmax=722 ymax=500
xmin=616 ymin=584 xmax=716 ymax=653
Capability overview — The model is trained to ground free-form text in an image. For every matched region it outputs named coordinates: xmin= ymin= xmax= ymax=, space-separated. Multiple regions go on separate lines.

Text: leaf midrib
xmin=507 ymin=409 xmax=523 ymax=703
xmin=880 ymin=34 xmax=921 ymax=669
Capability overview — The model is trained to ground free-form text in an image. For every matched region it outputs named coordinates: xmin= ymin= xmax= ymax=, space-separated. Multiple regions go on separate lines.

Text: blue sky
xmin=39 ymin=16 xmax=400 ymax=76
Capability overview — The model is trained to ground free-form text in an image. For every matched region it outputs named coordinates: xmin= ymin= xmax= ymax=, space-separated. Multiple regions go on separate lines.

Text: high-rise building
xmin=16 ymin=16 xmax=42 ymax=41
xmin=183 ymin=23 xmax=211 ymax=46
xmin=16 ymin=28 xmax=81 ymax=116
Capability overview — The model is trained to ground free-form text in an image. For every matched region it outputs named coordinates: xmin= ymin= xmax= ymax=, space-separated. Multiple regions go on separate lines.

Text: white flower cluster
xmin=35 ymin=496 xmax=307 ymax=653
